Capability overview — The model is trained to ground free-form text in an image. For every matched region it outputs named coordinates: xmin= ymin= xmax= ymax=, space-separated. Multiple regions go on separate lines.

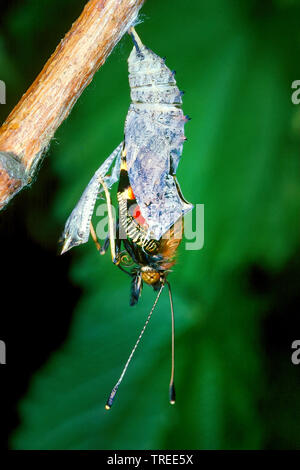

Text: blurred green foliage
xmin=1 ymin=0 xmax=300 ymax=449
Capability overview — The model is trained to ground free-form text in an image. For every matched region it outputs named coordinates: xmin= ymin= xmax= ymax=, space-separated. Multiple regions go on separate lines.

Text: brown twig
xmin=0 ymin=0 xmax=145 ymax=210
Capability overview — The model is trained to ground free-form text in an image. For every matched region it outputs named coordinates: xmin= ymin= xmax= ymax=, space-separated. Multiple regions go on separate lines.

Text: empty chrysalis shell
xmin=125 ymin=29 xmax=192 ymax=241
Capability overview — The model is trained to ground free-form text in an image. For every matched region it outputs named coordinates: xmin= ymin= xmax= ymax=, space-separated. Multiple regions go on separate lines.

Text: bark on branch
xmin=0 ymin=0 xmax=145 ymax=210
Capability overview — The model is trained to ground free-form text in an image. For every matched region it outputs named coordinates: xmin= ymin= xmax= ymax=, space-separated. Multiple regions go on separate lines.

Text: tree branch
xmin=0 ymin=0 xmax=145 ymax=210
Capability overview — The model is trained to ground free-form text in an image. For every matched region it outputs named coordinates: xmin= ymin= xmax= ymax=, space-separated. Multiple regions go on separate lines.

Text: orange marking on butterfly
xmin=127 ymin=186 xmax=135 ymax=200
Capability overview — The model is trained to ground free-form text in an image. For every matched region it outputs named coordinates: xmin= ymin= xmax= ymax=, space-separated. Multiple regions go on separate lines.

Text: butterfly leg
xmin=90 ymin=219 xmax=121 ymax=261
xmin=100 ymin=235 xmax=111 ymax=255
xmin=98 ymin=174 xmax=119 ymax=264
xmin=90 ymin=221 xmax=102 ymax=252
xmin=90 ymin=221 xmax=111 ymax=255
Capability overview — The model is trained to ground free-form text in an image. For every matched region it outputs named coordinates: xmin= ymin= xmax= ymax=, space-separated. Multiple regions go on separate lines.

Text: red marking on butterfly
xmin=133 ymin=205 xmax=146 ymax=226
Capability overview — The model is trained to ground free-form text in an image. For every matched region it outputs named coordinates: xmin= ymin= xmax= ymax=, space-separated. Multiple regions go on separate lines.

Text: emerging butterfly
xmin=60 ymin=27 xmax=193 ymax=409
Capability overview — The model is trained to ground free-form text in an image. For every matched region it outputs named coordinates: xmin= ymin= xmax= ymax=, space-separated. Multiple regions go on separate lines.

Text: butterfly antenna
xmin=166 ymin=281 xmax=176 ymax=405
xmin=105 ymin=282 xmax=165 ymax=410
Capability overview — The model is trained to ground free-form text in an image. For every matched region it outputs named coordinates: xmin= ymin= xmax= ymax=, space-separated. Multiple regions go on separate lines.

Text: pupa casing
xmin=124 ymin=36 xmax=193 ymax=240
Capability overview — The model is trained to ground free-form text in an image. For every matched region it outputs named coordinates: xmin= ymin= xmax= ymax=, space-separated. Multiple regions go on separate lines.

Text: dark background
xmin=1 ymin=0 xmax=300 ymax=450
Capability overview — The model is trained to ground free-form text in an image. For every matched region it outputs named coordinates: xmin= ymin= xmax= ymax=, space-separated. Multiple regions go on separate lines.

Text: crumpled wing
xmin=61 ymin=142 xmax=123 ymax=254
